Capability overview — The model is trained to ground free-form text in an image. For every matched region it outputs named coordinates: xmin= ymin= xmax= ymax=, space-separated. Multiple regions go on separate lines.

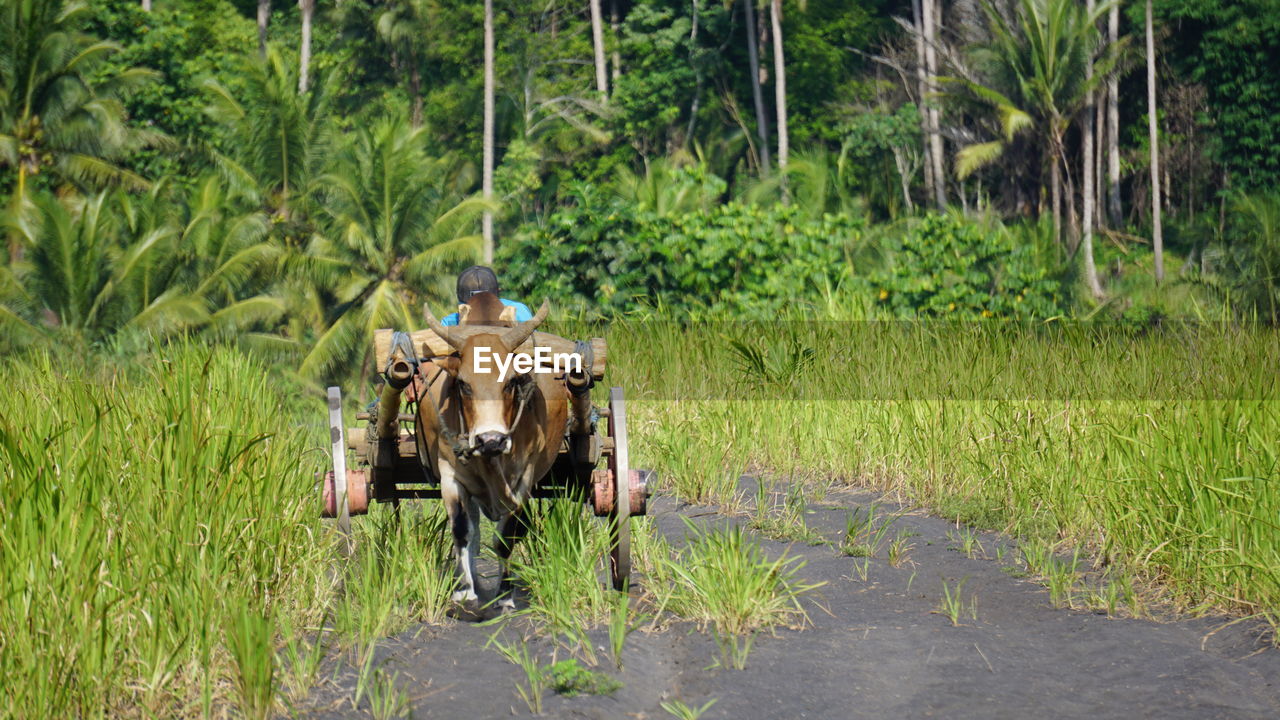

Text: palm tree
xmin=19 ymin=192 xmax=204 ymax=339
xmin=166 ymin=176 xmax=284 ymax=340
xmin=0 ymin=0 xmax=164 ymax=261
xmin=372 ymin=0 xmax=435 ymax=127
xmin=1106 ymin=0 xmax=1121 ymax=226
xmin=737 ymin=0 xmax=771 ymax=175
xmin=921 ymin=0 xmax=946 ymax=209
xmin=769 ymin=0 xmax=789 ymax=176
xmin=482 ymin=0 xmax=496 ymax=263
xmin=258 ymin=0 xmax=270 ymax=57
xmin=613 ymin=154 xmax=725 ymax=216
xmin=500 ymin=58 xmax=609 ymax=220
xmin=1082 ymin=0 xmax=1103 ymax=298
xmin=912 ymin=0 xmax=935 ymax=204
xmin=741 ymin=148 xmax=861 ymax=220
xmin=297 ymin=119 xmax=490 ymax=382
xmin=3 ymin=178 xmax=283 ymax=345
xmin=1145 ymin=0 xmax=1163 ymax=283
xmin=589 ymin=0 xmax=609 ymax=101
xmin=299 ymin=0 xmax=315 ymax=93
xmin=1213 ymin=192 xmax=1280 ymax=324
xmin=201 ymin=49 xmax=333 ymax=223
xmin=950 ymin=0 xmax=1122 ymax=248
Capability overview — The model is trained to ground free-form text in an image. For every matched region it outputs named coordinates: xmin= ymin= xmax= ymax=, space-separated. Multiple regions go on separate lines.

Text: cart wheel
xmin=607 ymin=387 xmax=630 ymax=590
xmin=326 ymin=386 xmax=353 ymax=554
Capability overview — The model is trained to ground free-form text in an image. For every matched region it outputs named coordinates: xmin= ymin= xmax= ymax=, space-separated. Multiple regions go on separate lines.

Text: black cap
xmin=456 ymin=265 xmax=499 ymax=304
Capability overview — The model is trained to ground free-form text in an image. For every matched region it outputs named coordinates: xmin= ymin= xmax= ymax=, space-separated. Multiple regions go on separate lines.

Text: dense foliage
xmin=3 ymin=0 xmax=1280 ymax=376
xmin=1155 ymin=0 xmax=1280 ymax=191
xmin=871 ymin=213 xmax=1065 ymax=319
xmin=502 ymin=182 xmax=859 ymax=317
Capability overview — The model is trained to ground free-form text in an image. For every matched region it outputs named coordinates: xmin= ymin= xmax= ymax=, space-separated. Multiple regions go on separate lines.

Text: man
xmin=441 ymin=265 xmax=533 ymax=326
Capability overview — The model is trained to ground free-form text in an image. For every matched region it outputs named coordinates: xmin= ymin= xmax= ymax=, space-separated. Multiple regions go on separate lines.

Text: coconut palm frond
xmin=209 ymin=295 xmax=289 ymax=332
xmin=956 ymin=141 xmax=1007 ymax=179
xmin=125 ymin=288 xmax=210 ymax=335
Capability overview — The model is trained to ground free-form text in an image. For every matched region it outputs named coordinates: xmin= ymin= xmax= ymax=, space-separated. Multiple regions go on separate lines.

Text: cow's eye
xmin=456 ymin=380 xmax=472 ymax=397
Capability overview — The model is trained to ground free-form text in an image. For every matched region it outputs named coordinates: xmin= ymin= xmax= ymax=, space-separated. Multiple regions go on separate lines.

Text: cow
xmin=415 ymin=292 xmax=568 ymax=610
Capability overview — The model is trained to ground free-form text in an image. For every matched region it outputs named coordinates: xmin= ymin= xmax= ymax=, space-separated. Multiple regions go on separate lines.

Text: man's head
xmin=456 ymin=265 xmax=500 ymax=304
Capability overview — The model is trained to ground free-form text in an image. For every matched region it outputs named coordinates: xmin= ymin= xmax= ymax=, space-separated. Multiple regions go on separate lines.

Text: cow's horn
xmin=423 ymin=303 xmax=459 ymax=350
xmin=501 ymin=300 xmax=550 ymax=349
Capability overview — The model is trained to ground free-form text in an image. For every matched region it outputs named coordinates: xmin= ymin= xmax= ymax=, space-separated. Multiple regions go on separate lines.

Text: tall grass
xmin=0 ymin=346 xmax=331 ymax=717
xmin=648 ymin=520 xmax=819 ymax=668
xmin=0 ymin=345 xmax=458 ymax=718
xmin=508 ymin=499 xmax=613 ymax=657
xmin=611 ymin=320 xmax=1280 ymax=628
xmin=3 ymin=319 xmax=1276 ymax=713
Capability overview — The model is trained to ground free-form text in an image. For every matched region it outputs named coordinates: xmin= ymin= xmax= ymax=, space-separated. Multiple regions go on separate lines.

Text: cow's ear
xmin=457 ymin=304 xmax=471 ymax=324
xmin=432 ymin=356 xmax=461 ymax=375
xmin=498 ymin=305 xmax=516 ymax=324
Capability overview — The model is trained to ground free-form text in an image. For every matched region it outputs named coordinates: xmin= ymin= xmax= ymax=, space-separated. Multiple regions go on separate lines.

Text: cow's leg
xmin=441 ymin=467 xmax=479 ymax=604
xmin=494 ymin=504 xmax=530 ymax=612
xmin=463 ymin=494 xmax=481 ymax=599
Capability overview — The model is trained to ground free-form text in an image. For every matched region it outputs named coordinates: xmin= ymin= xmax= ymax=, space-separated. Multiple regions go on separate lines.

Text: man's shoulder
xmin=500 ymin=298 xmax=533 ymax=321
xmin=441 ymin=312 xmax=460 ymax=327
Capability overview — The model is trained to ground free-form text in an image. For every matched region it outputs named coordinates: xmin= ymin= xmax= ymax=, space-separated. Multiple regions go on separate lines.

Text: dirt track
xmin=308 ymin=481 xmax=1280 ymax=719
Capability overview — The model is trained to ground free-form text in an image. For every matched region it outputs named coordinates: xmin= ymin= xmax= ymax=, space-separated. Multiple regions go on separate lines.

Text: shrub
xmin=869 ymin=213 xmax=1064 ymax=319
xmin=500 ymin=182 xmax=862 ymax=317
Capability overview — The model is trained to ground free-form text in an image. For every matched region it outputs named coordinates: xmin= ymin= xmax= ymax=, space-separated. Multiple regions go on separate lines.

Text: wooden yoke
xmin=372 ymin=328 xmax=607 ymax=380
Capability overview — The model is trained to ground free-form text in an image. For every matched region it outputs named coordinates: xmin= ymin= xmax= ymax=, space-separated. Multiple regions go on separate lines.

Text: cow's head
xmin=424 ymin=299 xmax=549 ymax=458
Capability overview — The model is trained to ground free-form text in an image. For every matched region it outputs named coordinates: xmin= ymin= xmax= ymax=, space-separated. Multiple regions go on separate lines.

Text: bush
xmin=500 ymin=183 xmax=862 ymax=317
xmin=869 ymin=213 xmax=1064 ymax=319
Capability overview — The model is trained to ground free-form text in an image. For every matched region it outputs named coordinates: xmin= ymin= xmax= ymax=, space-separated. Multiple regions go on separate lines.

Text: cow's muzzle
xmin=473 ymin=431 xmax=512 ymax=457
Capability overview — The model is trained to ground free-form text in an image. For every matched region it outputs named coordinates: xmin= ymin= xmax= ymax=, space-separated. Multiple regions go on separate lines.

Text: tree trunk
xmin=298 ymin=0 xmax=314 ymax=93
xmin=142 ymin=0 xmax=151 ymax=10
xmin=410 ymin=63 xmax=423 ymax=127
xmin=922 ymin=0 xmax=946 ymax=209
xmin=744 ymin=0 xmax=771 ymax=175
xmin=1107 ymin=1 xmax=1122 ymax=226
xmin=1050 ymin=142 xmax=1062 ymax=246
xmin=892 ymin=146 xmax=915 ymax=214
xmin=686 ymin=0 xmax=702 ymax=142
xmin=589 ymin=0 xmax=609 ymax=101
xmin=912 ymin=0 xmax=934 ymax=206
xmin=610 ymin=0 xmax=622 ymax=84
xmin=1064 ymin=143 xmax=1079 ymax=251
xmin=257 ymin=0 xmax=269 ymax=58
xmin=1146 ymin=0 xmax=1163 ymax=283
xmin=769 ymin=0 xmax=789 ymax=179
xmin=1095 ymin=93 xmax=1104 ymax=227
xmin=1082 ymin=0 xmax=1104 ymax=298
xmin=8 ymin=164 xmax=27 ymax=264
xmin=952 ymin=0 xmax=981 ymax=44
xmin=482 ymin=0 xmax=495 ymax=263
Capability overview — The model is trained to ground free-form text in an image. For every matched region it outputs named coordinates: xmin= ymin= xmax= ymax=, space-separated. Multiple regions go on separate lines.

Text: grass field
xmin=613 ymin=320 xmax=1280 ymax=626
xmin=0 ymin=321 xmax=1276 ymax=717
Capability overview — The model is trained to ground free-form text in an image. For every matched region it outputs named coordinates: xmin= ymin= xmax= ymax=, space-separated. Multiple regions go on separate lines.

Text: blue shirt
xmin=441 ymin=298 xmax=533 ymax=326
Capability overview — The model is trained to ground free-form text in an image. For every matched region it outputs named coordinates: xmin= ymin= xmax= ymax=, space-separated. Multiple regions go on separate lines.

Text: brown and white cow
xmin=416 ymin=293 xmax=568 ymax=609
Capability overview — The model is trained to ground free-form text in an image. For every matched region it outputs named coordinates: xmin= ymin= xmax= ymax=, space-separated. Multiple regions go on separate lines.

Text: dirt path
xmin=308 ymin=482 xmax=1280 ymax=719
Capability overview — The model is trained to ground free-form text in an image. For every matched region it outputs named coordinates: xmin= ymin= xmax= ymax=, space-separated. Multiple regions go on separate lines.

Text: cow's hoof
xmin=452 ymin=589 xmax=478 ymax=604
xmin=497 ymin=596 xmax=516 ymax=613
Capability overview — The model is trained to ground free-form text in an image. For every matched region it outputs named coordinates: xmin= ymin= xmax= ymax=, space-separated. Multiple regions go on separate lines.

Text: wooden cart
xmin=320 ymin=327 xmax=653 ymax=590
